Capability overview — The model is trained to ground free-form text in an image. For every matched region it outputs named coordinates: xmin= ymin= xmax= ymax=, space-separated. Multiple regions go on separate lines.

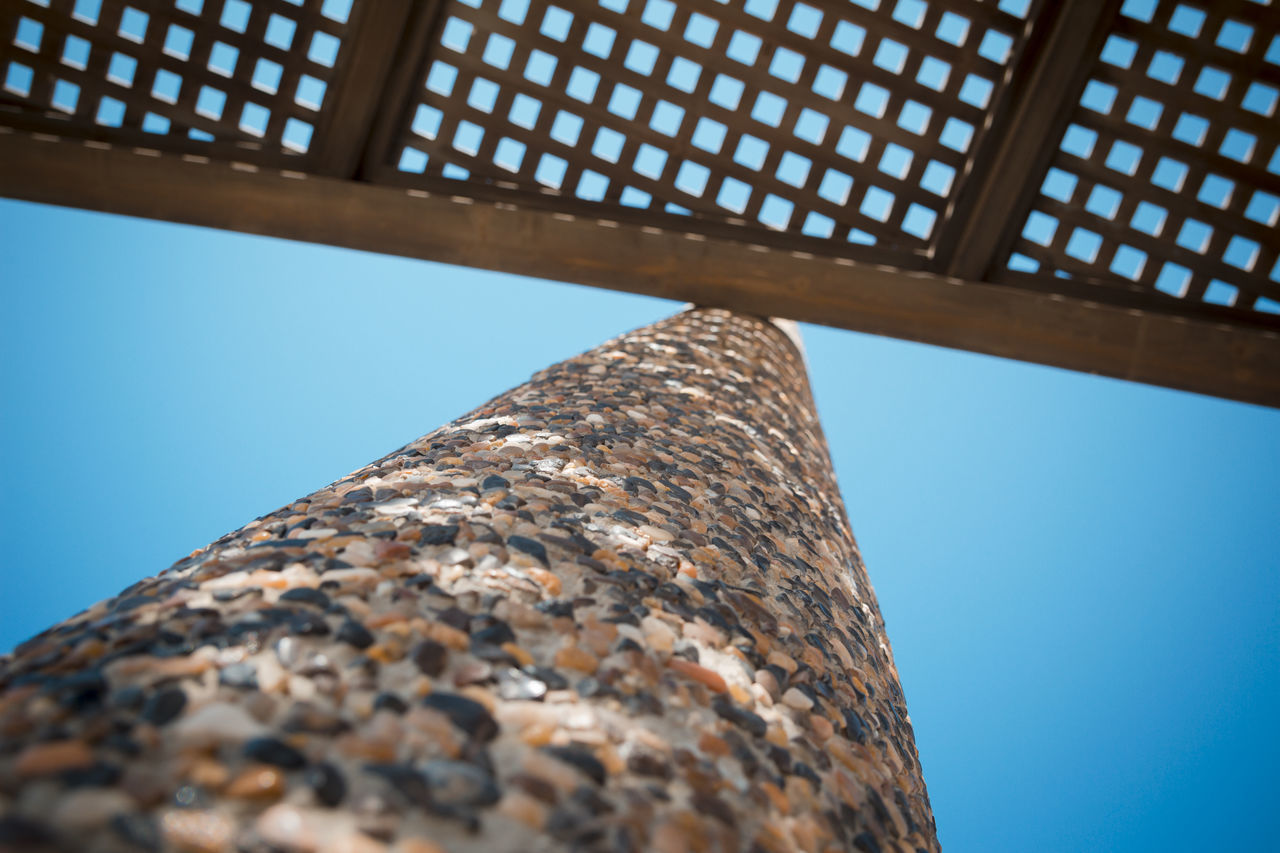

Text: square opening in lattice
xmin=675 ymin=160 xmax=711 ymax=196
xmin=794 ymin=108 xmax=829 ymax=145
xmin=509 ymin=93 xmax=541 ymax=130
xmin=633 ymin=143 xmax=667 ymax=179
xmin=777 ymin=151 xmax=811 ymax=188
xmin=247 ymin=59 xmax=281 ymax=94
xmin=788 ymin=3 xmax=823 ymax=39
xmin=692 ymin=117 xmax=727 ymax=153
xmin=832 ymin=20 xmax=866 ymax=57
xmin=734 ymin=134 xmax=769 ymax=171
xmin=592 ymin=126 xmax=625 ymax=163
xmin=1155 ymin=262 xmax=1191 ymax=298
xmin=1023 ymin=210 xmax=1059 ymax=246
xmin=535 ymin=153 xmax=567 ymax=188
xmin=812 ymin=65 xmax=847 ymax=101
xmin=861 ymin=186 xmax=895 ymax=222
xmin=759 ymin=194 xmax=794 ymax=230
xmin=1041 ymin=167 xmax=1077 ymax=202
xmin=717 ymin=176 xmax=751 ymax=213
xmin=836 ymin=125 xmax=871 ymax=162
xmin=709 ymin=74 xmax=745 ymax=109
xmin=902 ymin=203 xmax=936 ymax=238
xmin=484 ymin=33 xmax=515 ymax=69
xmin=164 ymin=25 xmax=194 ymax=61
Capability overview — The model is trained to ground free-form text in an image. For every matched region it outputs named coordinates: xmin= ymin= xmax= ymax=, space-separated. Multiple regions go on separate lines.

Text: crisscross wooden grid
xmin=373 ymin=0 xmax=1039 ymax=255
xmin=0 ymin=0 xmax=356 ymax=165
xmin=1001 ymin=0 xmax=1279 ymax=313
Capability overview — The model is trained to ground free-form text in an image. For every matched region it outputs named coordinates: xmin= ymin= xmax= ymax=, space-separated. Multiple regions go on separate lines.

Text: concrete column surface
xmin=0 ymin=308 xmax=936 ymax=853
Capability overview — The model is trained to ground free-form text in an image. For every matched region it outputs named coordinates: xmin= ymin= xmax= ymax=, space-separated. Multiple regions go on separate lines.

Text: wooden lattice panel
xmin=0 ymin=0 xmax=358 ymax=163
xmin=1003 ymin=0 xmax=1280 ymax=313
xmin=378 ymin=0 xmax=1041 ymax=253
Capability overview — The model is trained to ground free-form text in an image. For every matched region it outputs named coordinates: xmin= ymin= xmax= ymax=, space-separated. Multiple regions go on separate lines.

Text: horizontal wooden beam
xmin=2 ymin=129 xmax=1278 ymax=408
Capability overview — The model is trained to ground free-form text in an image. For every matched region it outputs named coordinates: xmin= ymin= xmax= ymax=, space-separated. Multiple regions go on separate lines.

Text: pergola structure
xmin=1 ymin=0 xmax=1277 ymax=406
xmin=1 ymin=2 xmax=1278 ymax=850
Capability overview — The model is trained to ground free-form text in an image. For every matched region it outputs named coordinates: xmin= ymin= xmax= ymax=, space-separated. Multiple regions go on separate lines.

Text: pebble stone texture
xmin=0 ymin=308 xmax=937 ymax=853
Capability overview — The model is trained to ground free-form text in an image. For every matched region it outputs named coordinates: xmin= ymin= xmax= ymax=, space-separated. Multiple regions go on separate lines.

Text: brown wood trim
xmin=936 ymin=0 xmax=1120 ymax=281
xmin=2 ymin=130 xmax=1277 ymax=408
xmin=309 ymin=0 xmax=417 ymax=178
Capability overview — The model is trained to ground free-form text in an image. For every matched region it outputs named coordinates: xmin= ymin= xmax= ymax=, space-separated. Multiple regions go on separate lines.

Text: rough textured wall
xmin=0 ymin=308 xmax=936 ymax=853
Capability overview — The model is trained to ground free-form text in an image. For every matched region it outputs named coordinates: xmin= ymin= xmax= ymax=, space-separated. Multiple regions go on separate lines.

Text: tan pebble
xmin=792 ymin=814 xmax=823 ymax=852
xmin=728 ymin=683 xmax=754 ymax=706
xmin=249 ymin=570 xmax=291 ymax=589
xmin=366 ymin=611 xmax=408 ymax=629
xmin=496 ymin=790 xmax=547 ymax=829
xmin=521 ymin=749 xmax=582 ymax=792
xmin=106 ymin=653 xmax=210 ymax=683
xmin=809 ymin=714 xmax=834 ymax=742
xmin=785 ymin=775 xmax=818 ymax=811
xmin=638 ymin=524 xmax=674 ymax=542
xmin=752 ymin=821 xmax=791 ymax=853
xmin=458 ymin=685 xmax=496 ymax=712
xmin=526 ymin=567 xmax=562 ymax=596
xmin=782 ymin=688 xmax=814 ymax=711
xmin=0 ymin=684 xmax=38 ymax=717
xmin=243 ymin=691 xmax=277 ymax=723
xmin=374 ymin=540 xmax=413 ymax=562
xmin=51 ymin=788 xmax=135 ymax=832
xmin=555 ymin=644 xmax=599 ymax=673
xmin=682 ymin=618 xmax=725 ymax=647
xmin=225 ymin=764 xmax=285 ymax=799
xmin=321 ymin=833 xmax=387 ymax=853
xmin=256 ymin=804 xmax=317 ymax=852
xmin=758 ymin=780 xmax=790 ymax=814
xmin=766 ymin=650 xmax=798 ymax=674
xmin=501 ymin=642 xmax=534 ymax=667
xmin=520 ymin=722 xmax=556 ymax=747
xmin=256 ymin=656 xmax=286 ymax=692
xmin=15 ymin=739 xmax=93 ymax=777
xmin=701 ymin=731 xmax=738 ymax=762
xmin=650 ymin=820 xmax=691 ymax=853
xmin=497 ymin=600 xmax=547 ymax=629
xmin=598 ymin=742 xmax=626 ymax=776
xmin=335 ymin=733 xmax=398 ymax=763
xmin=426 ymin=622 xmax=470 ymax=651
xmin=750 ymin=683 xmax=774 ymax=708
xmin=289 ymin=674 xmax=317 ymax=701
xmin=392 ymin=840 xmax=447 ymax=853
xmin=754 ymin=669 xmax=781 ymax=700
xmin=162 ymin=809 xmax=234 ymax=853
xmin=668 ymin=658 xmax=727 ymax=693
xmin=765 ymin=724 xmax=789 ymax=748
xmin=173 ymin=702 xmax=266 ymax=748
xmin=641 ymin=616 xmax=676 ymax=655
xmin=187 ymin=758 xmax=230 ymax=791
xmin=580 ymin=615 xmax=618 ymax=656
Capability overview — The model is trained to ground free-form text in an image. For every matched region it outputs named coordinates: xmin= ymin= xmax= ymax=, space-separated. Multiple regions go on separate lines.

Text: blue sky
xmin=2 ymin=198 xmax=1277 ymax=851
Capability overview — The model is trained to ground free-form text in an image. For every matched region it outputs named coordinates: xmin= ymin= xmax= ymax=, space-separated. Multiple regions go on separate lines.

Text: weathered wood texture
xmin=3 ymin=129 xmax=1277 ymax=407
xmin=0 ymin=308 xmax=938 ymax=852
xmin=1 ymin=0 xmax=1277 ymax=404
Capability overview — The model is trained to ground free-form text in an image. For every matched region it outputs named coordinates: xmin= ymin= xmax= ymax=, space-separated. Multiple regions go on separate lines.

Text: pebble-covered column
xmin=0 ymin=308 xmax=936 ymax=853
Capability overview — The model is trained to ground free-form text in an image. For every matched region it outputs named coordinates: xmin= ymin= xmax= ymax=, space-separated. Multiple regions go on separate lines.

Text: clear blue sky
xmin=2 ymin=198 xmax=1277 ymax=851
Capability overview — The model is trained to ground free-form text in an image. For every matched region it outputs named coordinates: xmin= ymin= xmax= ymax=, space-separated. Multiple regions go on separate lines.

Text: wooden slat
xmin=937 ymin=0 xmax=1119 ymax=280
xmin=3 ymin=129 xmax=1277 ymax=408
xmin=309 ymin=0 xmax=416 ymax=178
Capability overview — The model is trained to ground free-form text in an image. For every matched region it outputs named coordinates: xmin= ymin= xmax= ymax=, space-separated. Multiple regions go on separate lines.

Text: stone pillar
xmin=0 ymin=308 xmax=936 ymax=852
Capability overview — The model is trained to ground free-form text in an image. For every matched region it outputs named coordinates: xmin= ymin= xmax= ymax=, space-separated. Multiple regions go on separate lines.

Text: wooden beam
xmin=354 ymin=0 xmax=448 ymax=180
xmin=936 ymin=0 xmax=1119 ymax=280
xmin=2 ymin=130 xmax=1278 ymax=408
xmin=309 ymin=0 xmax=418 ymax=178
